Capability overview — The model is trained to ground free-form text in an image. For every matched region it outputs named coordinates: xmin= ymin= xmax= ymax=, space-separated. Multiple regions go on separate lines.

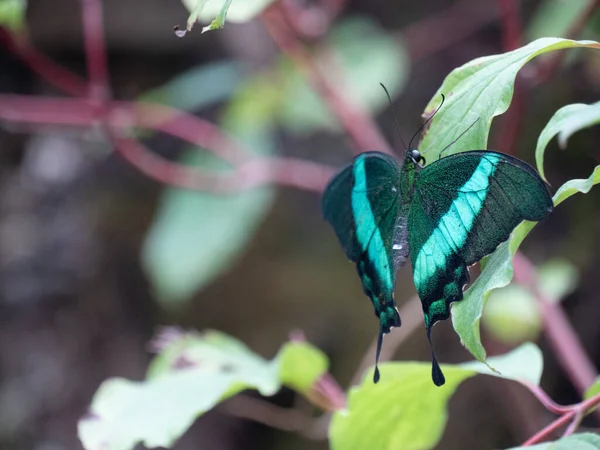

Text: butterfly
xmin=321 ymin=99 xmax=554 ymax=386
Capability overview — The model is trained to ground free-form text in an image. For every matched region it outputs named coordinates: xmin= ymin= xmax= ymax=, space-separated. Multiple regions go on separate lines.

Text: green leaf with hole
xmin=536 ymin=101 xmax=600 ymax=179
xmin=79 ymin=330 xmax=328 ymax=450
xmin=508 ymin=433 xmax=600 ymax=450
xmin=416 ymin=38 xmax=600 ymax=366
xmin=0 ymin=0 xmax=27 ymax=31
xmin=330 ymin=343 xmax=543 ymax=450
xmin=419 ymin=38 xmax=600 ymax=161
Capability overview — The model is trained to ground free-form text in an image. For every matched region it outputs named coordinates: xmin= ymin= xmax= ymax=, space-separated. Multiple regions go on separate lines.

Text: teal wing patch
xmin=408 ymin=151 xmax=553 ymax=386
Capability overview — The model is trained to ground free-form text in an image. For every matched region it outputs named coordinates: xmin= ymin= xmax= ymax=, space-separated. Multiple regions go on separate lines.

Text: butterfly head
xmin=408 ymin=149 xmax=426 ymax=167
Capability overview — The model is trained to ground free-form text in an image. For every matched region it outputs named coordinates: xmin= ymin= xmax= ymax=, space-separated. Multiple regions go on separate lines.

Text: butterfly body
xmin=322 ymin=148 xmax=553 ymax=386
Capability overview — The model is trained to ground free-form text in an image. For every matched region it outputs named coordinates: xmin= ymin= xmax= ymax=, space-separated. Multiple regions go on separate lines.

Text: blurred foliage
xmin=0 ymin=0 xmax=26 ymax=31
xmin=78 ymin=329 xmax=328 ymax=450
xmin=140 ymin=60 xmax=243 ymax=112
xmin=141 ymin=132 xmax=275 ymax=308
xmin=483 ymin=284 xmax=541 ymax=345
xmin=482 ymin=258 xmax=578 ymax=344
xmin=228 ymin=16 xmax=408 ymax=135
xmin=527 ymin=0 xmax=593 ymax=41
xmin=280 ymin=17 xmax=408 ymax=134
xmin=538 ymin=258 xmax=579 ymax=301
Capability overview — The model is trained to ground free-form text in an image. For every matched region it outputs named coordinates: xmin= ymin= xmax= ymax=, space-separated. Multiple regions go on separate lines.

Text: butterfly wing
xmin=322 ymin=151 xmax=409 ymax=382
xmin=408 ymin=151 xmax=553 ymax=386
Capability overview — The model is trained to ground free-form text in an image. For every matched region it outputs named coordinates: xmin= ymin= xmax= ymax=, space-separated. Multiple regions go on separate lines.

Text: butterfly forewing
xmin=322 ymin=152 xmax=407 ymax=270
xmin=409 ymin=151 xmax=553 ymax=330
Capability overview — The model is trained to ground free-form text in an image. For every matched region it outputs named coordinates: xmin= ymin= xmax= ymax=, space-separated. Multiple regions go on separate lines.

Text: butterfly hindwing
xmin=408 ymin=151 xmax=553 ymax=385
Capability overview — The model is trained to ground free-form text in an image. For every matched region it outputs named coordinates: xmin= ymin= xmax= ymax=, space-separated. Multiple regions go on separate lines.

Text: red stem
xmin=81 ymin=0 xmax=110 ymax=102
xmin=0 ymin=94 xmax=333 ymax=192
xmin=521 ymin=391 xmax=600 ymax=446
xmin=0 ymin=28 xmax=88 ymax=96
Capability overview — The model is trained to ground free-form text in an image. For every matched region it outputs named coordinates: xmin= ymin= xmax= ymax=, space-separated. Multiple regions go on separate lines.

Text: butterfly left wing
xmin=408 ymin=151 xmax=553 ymax=386
xmin=322 ymin=151 xmax=409 ymax=382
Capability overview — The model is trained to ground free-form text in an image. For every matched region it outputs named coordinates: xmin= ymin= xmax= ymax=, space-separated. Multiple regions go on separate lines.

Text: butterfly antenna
xmin=426 ymin=325 xmax=446 ymax=386
xmin=380 ymin=83 xmax=408 ymax=152
xmin=438 ymin=117 xmax=481 ymax=159
xmin=408 ymin=94 xmax=445 ymax=150
xmin=373 ymin=330 xmax=384 ymax=383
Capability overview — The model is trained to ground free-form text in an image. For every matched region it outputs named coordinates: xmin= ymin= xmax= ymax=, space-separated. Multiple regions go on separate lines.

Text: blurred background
xmin=1 ymin=0 xmax=600 ymax=449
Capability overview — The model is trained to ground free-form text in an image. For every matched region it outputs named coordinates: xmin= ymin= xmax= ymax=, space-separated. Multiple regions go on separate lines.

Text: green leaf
xmin=330 ymin=344 xmax=542 ymax=450
xmin=0 ymin=0 xmax=27 ymax=31
xmin=584 ymin=377 xmax=600 ymax=401
xmin=79 ymin=330 xmax=328 ymax=450
xmin=201 ymin=0 xmax=233 ymax=33
xmin=419 ymin=38 xmax=600 ymax=161
xmin=535 ymin=101 xmax=600 ymax=180
xmin=141 ymin=130 xmax=275 ymax=308
xmin=182 ymin=0 xmax=276 ymax=25
xmin=553 ymin=165 xmax=600 ymax=204
xmin=280 ymin=16 xmax=409 ymax=134
xmin=482 ymin=284 xmax=541 ymax=345
xmin=508 ymin=432 xmax=600 ymax=450
xmin=459 ymin=342 xmax=544 ymax=385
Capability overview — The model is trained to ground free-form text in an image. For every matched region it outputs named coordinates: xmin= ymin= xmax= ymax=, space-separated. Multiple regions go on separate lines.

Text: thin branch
xmin=0 ymin=28 xmax=88 ymax=96
xmin=81 ymin=0 xmax=111 ymax=102
xmin=261 ymin=5 xmax=392 ymax=155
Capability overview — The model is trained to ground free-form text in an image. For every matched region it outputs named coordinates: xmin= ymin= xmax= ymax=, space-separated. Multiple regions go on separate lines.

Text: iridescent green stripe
xmin=414 ymin=154 xmax=500 ymax=290
xmin=351 ymin=157 xmax=393 ymax=295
